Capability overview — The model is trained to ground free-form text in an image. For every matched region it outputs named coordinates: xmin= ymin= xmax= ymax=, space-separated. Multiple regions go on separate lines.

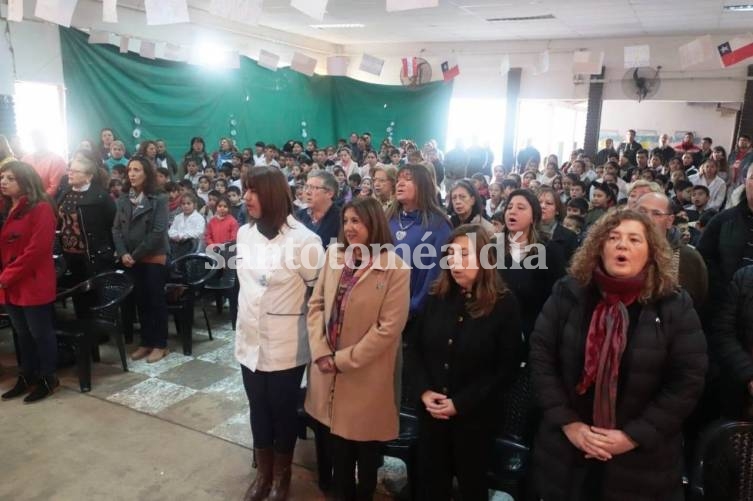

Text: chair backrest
xmin=76 ymin=270 xmax=134 ymax=323
xmin=54 ymin=254 xmax=67 ymax=281
xmin=207 ymin=241 xmax=238 ymax=286
xmin=690 ymin=419 xmax=753 ymax=501
xmin=168 ymin=253 xmax=219 ymax=288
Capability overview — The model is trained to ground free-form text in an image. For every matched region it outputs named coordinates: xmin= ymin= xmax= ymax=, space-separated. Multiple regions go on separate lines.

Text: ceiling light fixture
xmin=723 ymin=4 xmax=753 ymax=11
xmin=310 ymin=23 xmax=365 ymax=29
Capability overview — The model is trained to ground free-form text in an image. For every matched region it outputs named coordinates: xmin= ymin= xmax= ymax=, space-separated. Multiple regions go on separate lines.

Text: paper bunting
xmin=34 ymin=0 xmax=79 ymax=28
xmin=103 ymin=0 xmax=118 ymax=23
xmin=144 ymin=0 xmax=189 ymax=26
xmin=291 ymin=0 xmax=327 ymax=20
xmin=359 ymin=54 xmax=384 ymax=76
xmin=291 ymin=52 xmax=317 ymax=76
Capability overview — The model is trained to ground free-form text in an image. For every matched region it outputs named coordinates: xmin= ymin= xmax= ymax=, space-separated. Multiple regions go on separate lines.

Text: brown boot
xmin=243 ymin=448 xmax=273 ymax=501
xmin=267 ymin=452 xmax=293 ymax=501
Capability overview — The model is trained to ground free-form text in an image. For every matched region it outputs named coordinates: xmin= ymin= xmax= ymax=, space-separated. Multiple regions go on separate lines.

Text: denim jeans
xmin=5 ymin=302 xmax=57 ymax=378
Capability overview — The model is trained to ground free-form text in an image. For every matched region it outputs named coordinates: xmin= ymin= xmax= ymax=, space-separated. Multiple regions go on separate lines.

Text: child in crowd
xmin=165 ymin=182 xmax=182 ymax=225
xmin=204 ymin=165 xmax=216 ymax=182
xmin=196 ymin=176 xmax=211 ymax=203
xmin=490 ymin=212 xmax=505 ymax=234
xmin=671 ymin=179 xmax=694 ymax=211
xmin=178 ymin=180 xmax=205 ymax=210
xmin=205 ymin=196 xmax=239 ymax=249
xmin=156 ymin=167 xmax=170 ymax=189
xmin=184 ymin=159 xmax=201 ymax=188
xmin=566 ymin=197 xmax=589 ymax=218
xmin=231 ymin=165 xmax=241 ymax=182
xmin=109 ymin=178 xmax=123 ymax=200
xmin=358 ymin=178 xmax=374 ymax=199
xmin=168 ymin=192 xmax=206 ymax=259
xmin=214 ymin=178 xmax=228 ymax=195
xmin=569 ymin=180 xmax=587 ymax=200
xmin=200 ymin=190 xmax=221 ymax=220
xmin=293 ymin=182 xmax=308 ymax=210
xmin=226 ymin=186 xmax=247 ymax=225
xmin=686 ymin=185 xmax=710 ymax=222
xmin=563 ymin=214 xmax=585 ymax=237
xmin=486 ymin=182 xmax=504 ymax=217
xmin=585 ymin=182 xmax=617 ymax=227
xmin=105 ymin=140 xmax=128 ymax=171
xmin=471 ymin=173 xmax=490 ymax=200
xmin=348 ymin=173 xmax=362 ymax=197
xmin=111 ymin=164 xmax=126 ymax=181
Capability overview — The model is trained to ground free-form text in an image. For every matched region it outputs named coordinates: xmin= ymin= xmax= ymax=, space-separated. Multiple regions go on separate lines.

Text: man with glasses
xmin=296 ymin=171 xmax=340 ymax=249
xmin=636 ymin=192 xmax=708 ymax=309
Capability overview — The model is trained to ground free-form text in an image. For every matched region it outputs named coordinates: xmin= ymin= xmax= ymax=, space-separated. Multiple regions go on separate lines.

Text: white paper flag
xmin=573 ymin=50 xmax=604 ymax=74
xmin=386 ymin=0 xmax=438 ymax=12
xmin=327 ymin=56 xmax=349 ymax=76
xmin=624 ymin=44 xmax=650 ymax=68
xmin=359 ymin=54 xmax=384 ymax=76
xmin=88 ymin=30 xmax=111 ymax=44
xmin=679 ymin=35 xmax=715 ymax=69
xmin=119 ymin=36 xmax=130 ymax=53
xmin=210 ymin=0 xmax=262 ymax=26
xmin=291 ymin=0 xmax=327 ymax=20
xmin=258 ymin=50 xmax=279 ymax=71
xmin=139 ymin=41 xmax=156 ymax=59
xmin=144 ymin=0 xmax=189 ymax=25
xmin=500 ymin=55 xmax=510 ymax=75
xmin=34 ymin=0 xmax=79 ymax=28
xmin=8 ymin=0 xmax=24 ymax=22
xmin=103 ymin=0 xmax=118 ymax=23
xmin=163 ymin=43 xmax=187 ymax=62
xmin=535 ymin=50 xmax=550 ymax=75
xmin=291 ymin=52 xmax=317 ymax=76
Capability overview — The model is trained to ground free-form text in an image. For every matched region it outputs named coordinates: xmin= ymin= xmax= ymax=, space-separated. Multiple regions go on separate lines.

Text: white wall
xmin=600 ymin=100 xmax=739 ymax=150
xmin=0 ymin=19 xmax=64 ymax=90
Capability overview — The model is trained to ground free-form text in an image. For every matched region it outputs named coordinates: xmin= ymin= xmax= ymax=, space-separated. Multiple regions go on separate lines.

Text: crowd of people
xmin=0 ymin=124 xmax=752 ymax=501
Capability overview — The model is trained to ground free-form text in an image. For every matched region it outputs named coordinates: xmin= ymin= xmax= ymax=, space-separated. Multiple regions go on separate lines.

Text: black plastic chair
xmin=166 ymin=253 xmax=219 ymax=356
xmin=55 ymin=270 xmax=134 ymax=392
xmin=201 ymin=241 xmax=239 ymax=334
xmin=689 ymin=419 xmax=753 ymax=501
xmin=381 ymin=412 xmax=420 ymax=500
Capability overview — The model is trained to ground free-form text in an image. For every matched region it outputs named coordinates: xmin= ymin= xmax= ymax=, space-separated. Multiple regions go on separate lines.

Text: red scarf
xmin=576 ymin=265 xmax=646 ymax=428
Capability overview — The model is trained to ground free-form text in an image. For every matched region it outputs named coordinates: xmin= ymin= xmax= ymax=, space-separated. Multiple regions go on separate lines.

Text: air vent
xmin=486 ymin=14 xmax=555 ymax=22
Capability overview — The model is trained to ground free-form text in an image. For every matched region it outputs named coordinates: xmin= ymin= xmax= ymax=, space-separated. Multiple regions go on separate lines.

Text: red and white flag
xmin=718 ymin=34 xmax=753 ymax=67
xmin=441 ymin=57 xmax=459 ymax=81
xmin=402 ymin=57 xmax=418 ymax=78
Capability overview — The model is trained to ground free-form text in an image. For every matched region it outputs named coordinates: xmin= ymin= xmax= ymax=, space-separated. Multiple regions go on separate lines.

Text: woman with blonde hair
xmin=530 ymin=209 xmax=707 ymax=501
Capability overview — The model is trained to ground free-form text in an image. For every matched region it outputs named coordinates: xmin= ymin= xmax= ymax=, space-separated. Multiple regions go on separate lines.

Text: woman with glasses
xmin=448 ymin=179 xmax=495 ymax=236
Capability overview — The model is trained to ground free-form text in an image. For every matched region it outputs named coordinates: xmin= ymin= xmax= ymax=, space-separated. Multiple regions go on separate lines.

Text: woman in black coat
xmin=711 ymin=265 xmax=753 ymax=419
xmin=537 ymin=185 xmax=579 ymax=262
xmin=411 ymin=224 xmax=522 ymax=501
xmin=58 ymin=154 xmax=116 ymax=281
xmin=529 ymin=209 xmax=707 ymax=501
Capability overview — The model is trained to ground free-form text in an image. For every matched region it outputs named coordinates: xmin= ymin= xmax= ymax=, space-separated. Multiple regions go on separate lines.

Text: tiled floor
xmin=0 ymin=305 xmax=513 ymax=500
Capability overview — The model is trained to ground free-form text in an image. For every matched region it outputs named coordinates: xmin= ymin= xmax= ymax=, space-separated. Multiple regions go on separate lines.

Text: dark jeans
xmin=241 ymin=364 xmax=305 ymax=453
xmin=416 ymin=415 xmax=491 ymax=501
xmin=330 ymin=433 xmax=381 ymax=501
xmin=6 ymin=303 xmax=57 ymax=378
xmin=128 ymin=262 xmax=168 ymax=349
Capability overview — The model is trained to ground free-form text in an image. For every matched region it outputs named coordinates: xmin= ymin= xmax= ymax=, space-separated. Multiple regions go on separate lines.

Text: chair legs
xmin=179 ymin=308 xmax=193 ymax=356
xmin=74 ymin=336 xmax=92 ymax=393
xmin=202 ymin=306 xmax=213 ymax=340
xmin=114 ymin=325 xmax=128 ymax=372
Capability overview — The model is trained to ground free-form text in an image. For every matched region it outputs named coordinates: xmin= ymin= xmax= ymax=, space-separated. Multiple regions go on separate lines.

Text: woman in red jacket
xmin=0 ymin=161 xmax=58 ymax=403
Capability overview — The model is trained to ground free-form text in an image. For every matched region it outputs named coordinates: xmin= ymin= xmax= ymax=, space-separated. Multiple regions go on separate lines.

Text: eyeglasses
xmin=303 ymin=184 xmax=329 ymax=192
xmin=637 ymin=207 xmax=672 ymax=217
xmin=67 ymin=168 xmax=87 ymax=174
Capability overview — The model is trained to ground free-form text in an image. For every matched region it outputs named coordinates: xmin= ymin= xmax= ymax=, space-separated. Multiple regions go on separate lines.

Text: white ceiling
xmin=190 ymin=0 xmax=753 ymax=45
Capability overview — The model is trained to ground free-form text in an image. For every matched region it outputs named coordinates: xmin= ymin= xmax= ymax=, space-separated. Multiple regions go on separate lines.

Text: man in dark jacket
xmin=296 ymin=171 xmax=340 ymax=249
xmin=617 ymin=129 xmax=642 ymax=166
xmin=595 ymin=138 xmax=617 ymax=166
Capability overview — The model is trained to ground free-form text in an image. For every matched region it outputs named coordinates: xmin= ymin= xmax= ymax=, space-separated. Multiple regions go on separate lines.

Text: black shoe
xmin=23 ymin=375 xmax=59 ymax=403
xmin=1 ymin=376 xmax=31 ymax=400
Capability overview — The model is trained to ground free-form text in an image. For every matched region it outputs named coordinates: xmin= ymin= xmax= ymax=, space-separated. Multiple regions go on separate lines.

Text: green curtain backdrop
xmin=59 ymin=28 xmax=452 ymax=155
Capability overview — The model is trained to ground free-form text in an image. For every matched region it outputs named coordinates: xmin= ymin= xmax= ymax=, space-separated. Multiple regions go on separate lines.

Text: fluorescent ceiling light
xmin=724 ymin=4 xmax=753 ymax=11
xmin=310 ymin=23 xmax=365 ymax=29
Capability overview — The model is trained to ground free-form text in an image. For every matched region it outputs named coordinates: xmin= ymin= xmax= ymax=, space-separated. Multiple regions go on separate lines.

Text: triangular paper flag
xmin=386 ymin=0 xmax=438 ymax=12
xmin=359 ymin=54 xmax=384 ymax=76
xmin=679 ymin=35 xmax=714 ymax=69
xmin=291 ymin=0 xmax=327 ymax=20
xmin=210 ymin=0 xmax=262 ymax=26
xmin=8 ymin=0 xmax=24 ymax=22
xmin=327 ymin=56 xmax=349 ymax=76
xmin=258 ymin=50 xmax=279 ymax=71
xmin=572 ymin=50 xmax=604 ymax=74
xmin=144 ymin=0 xmax=189 ymax=25
xmin=88 ymin=30 xmax=111 ymax=44
xmin=624 ymin=44 xmax=650 ymax=68
xmin=103 ymin=0 xmax=117 ymax=23
xmin=163 ymin=43 xmax=187 ymax=62
xmin=34 ymin=0 xmax=79 ymax=28
xmin=291 ymin=52 xmax=317 ymax=76
xmin=535 ymin=50 xmax=550 ymax=75
xmin=139 ymin=41 xmax=156 ymax=59
xmin=119 ymin=36 xmax=130 ymax=53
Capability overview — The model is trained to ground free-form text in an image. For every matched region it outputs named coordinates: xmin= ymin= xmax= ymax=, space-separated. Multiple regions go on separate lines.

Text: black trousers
xmin=128 ymin=262 xmax=168 ymax=349
xmin=416 ymin=414 xmax=491 ymax=501
xmin=63 ymin=252 xmax=114 ymax=319
xmin=6 ymin=303 xmax=57 ymax=378
xmin=241 ymin=364 xmax=305 ymax=453
xmin=329 ymin=433 xmax=381 ymax=501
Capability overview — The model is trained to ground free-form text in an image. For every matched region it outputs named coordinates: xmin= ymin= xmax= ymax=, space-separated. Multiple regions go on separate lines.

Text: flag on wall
xmin=402 ymin=57 xmax=418 ymax=78
xmin=718 ymin=34 xmax=753 ymax=67
xmin=441 ymin=57 xmax=459 ymax=81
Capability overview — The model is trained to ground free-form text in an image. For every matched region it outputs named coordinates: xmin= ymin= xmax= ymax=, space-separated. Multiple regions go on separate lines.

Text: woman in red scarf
xmin=529 ymin=209 xmax=707 ymax=501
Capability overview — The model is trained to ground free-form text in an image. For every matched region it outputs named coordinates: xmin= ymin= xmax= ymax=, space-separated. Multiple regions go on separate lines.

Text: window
xmin=13 ymin=81 xmax=67 ymax=158
xmin=445 ymin=98 xmax=505 ymax=163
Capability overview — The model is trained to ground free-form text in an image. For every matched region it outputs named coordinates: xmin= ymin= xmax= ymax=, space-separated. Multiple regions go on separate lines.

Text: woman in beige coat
xmin=306 ymin=196 xmax=410 ymax=501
